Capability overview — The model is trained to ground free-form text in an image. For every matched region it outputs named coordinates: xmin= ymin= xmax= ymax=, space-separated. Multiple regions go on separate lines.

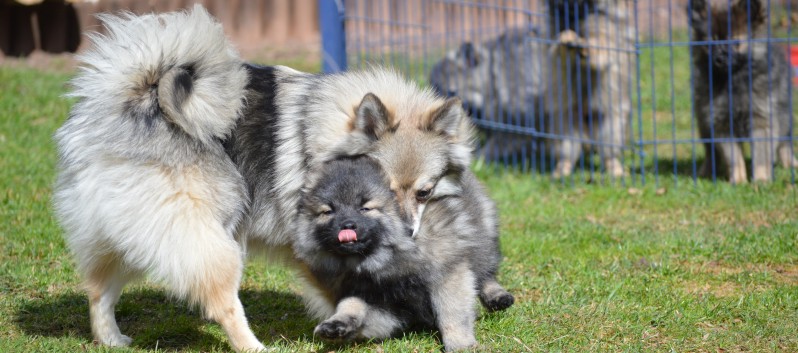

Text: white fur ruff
xmin=53 ymin=5 xmax=262 ymax=352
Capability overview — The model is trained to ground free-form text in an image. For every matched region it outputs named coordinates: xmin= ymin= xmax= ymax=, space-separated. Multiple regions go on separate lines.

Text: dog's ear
xmin=457 ymin=42 xmax=480 ymax=68
xmin=323 ymin=93 xmax=392 ymax=161
xmin=687 ymin=0 xmax=708 ymax=21
xmin=734 ymin=0 xmax=765 ymax=28
xmin=426 ymin=98 xmax=467 ymax=138
xmin=354 ymin=93 xmax=392 ymax=140
xmin=426 ymin=98 xmax=475 ymax=168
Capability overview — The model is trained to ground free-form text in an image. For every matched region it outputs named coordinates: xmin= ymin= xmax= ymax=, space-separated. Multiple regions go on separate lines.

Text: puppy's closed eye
xmin=360 ymin=200 xmax=382 ymax=214
xmin=317 ymin=205 xmax=334 ymax=217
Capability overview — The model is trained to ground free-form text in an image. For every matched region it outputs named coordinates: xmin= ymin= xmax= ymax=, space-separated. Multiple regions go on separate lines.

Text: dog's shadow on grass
xmin=15 ymin=287 xmax=317 ymax=350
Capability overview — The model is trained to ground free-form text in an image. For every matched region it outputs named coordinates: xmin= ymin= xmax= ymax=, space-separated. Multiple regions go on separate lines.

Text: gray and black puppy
xmin=429 ymin=27 xmax=551 ymax=165
xmin=294 ymin=156 xmax=512 ymax=351
xmin=688 ymin=0 xmax=798 ymax=183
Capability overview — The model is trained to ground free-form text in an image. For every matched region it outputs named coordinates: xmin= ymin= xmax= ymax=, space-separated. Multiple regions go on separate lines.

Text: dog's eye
xmin=320 ymin=208 xmax=334 ymax=216
xmin=359 ymin=207 xmax=372 ymax=213
xmin=416 ymin=188 xmax=432 ymax=202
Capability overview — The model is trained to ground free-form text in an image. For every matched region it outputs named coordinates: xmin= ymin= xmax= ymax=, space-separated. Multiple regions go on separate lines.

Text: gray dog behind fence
xmin=430 ymin=0 xmax=635 ymax=178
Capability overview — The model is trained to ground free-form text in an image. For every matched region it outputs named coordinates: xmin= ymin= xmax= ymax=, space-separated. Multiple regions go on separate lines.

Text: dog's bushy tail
xmin=68 ymin=5 xmax=247 ymax=144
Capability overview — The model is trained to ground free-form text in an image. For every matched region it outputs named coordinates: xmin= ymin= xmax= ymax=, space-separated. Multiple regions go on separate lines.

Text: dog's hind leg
xmin=85 ymin=255 xmax=136 ymax=347
xmin=478 ymin=278 xmax=514 ymax=312
xmin=198 ymin=280 xmax=263 ymax=352
xmin=699 ymin=141 xmax=722 ymax=179
xmin=180 ymin=230 xmax=264 ymax=352
xmin=597 ymin=108 xmax=629 ymax=179
xmin=777 ymin=142 xmax=798 ymax=168
xmin=751 ymin=127 xmax=775 ymax=182
xmin=431 ymin=262 xmax=477 ymax=352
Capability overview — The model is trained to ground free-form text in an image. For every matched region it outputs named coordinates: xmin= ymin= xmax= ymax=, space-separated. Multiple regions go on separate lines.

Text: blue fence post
xmin=319 ymin=0 xmax=347 ymax=73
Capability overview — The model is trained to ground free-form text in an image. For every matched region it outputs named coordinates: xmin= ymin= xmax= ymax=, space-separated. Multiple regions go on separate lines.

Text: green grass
xmin=2 ymin=57 xmax=798 ymax=353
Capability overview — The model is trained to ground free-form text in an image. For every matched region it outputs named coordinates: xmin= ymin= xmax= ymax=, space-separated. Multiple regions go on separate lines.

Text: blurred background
xmin=0 ymin=0 xmax=322 ymax=70
xmin=3 ymin=0 xmax=798 ymax=185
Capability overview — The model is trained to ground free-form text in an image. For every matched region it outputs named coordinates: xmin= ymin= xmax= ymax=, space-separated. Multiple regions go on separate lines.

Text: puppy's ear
xmin=323 ymin=93 xmax=392 ymax=161
xmin=458 ymin=42 xmax=480 ymax=68
xmin=687 ymin=0 xmax=708 ymax=21
xmin=426 ymin=98 xmax=468 ymax=138
xmin=354 ymin=93 xmax=392 ymax=140
xmin=734 ymin=0 xmax=765 ymax=28
xmin=425 ymin=98 xmax=475 ymax=169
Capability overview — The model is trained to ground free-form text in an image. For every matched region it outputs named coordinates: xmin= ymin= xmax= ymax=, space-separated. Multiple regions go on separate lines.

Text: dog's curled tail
xmin=68 ymin=5 xmax=247 ymax=144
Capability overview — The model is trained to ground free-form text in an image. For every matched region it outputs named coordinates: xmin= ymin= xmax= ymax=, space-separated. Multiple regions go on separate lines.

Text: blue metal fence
xmin=320 ymin=0 xmax=798 ymax=186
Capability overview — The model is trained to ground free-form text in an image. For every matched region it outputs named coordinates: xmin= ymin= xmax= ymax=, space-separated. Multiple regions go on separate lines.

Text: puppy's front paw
xmin=482 ymin=292 xmax=515 ymax=312
xmin=314 ymin=318 xmax=357 ymax=341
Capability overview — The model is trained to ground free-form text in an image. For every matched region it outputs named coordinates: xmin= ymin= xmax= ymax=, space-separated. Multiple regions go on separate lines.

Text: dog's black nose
xmin=341 ymin=221 xmax=357 ymax=230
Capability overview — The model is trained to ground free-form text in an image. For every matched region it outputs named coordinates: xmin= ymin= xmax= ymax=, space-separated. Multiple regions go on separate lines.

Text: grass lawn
xmin=1 ymin=50 xmax=797 ymax=353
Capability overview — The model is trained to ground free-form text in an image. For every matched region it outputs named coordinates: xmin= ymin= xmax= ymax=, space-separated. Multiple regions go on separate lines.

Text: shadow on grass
xmin=639 ymin=157 xmax=704 ymax=179
xmin=647 ymin=156 xmax=798 ymax=183
xmin=15 ymin=287 xmax=316 ymax=350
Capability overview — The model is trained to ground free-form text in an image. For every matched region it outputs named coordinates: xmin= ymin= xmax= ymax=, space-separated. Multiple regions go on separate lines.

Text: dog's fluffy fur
xmin=294 ymin=157 xmax=431 ymax=340
xmin=55 ymin=5 xmax=512 ymax=352
xmin=230 ymin=68 xmax=513 ymax=350
xmin=294 ymin=155 xmax=513 ymax=351
xmin=430 ymin=0 xmax=634 ymax=178
xmin=53 ymin=6 xmax=262 ymax=351
xmin=688 ymin=0 xmax=798 ymax=183
xmin=547 ymin=0 xmax=634 ymax=178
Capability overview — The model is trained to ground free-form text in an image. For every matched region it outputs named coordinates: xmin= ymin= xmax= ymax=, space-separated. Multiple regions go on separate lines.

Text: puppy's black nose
xmin=341 ymin=221 xmax=357 ymax=230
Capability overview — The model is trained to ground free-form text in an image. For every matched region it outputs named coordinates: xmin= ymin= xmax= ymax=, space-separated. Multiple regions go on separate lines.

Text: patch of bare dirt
xmin=682 ymin=280 xmax=743 ymax=298
xmin=688 ymin=261 xmax=798 ymax=285
xmin=678 ymin=261 xmax=798 ymax=298
xmin=0 ymin=50 xmax=77 ymax=73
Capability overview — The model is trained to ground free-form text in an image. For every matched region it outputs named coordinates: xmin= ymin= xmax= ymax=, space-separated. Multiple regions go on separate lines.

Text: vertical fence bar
xmin=320 ymin=0 xmax=347 ymax=73
xmin=633 ymin=0 xmax=645 ymax=185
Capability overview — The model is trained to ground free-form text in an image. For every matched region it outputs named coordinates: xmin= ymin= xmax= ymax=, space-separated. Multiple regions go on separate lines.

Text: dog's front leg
xmin=315 ymin=296 xmax=403 ymax=342
xmin=718 ymin=141 xmax=748 ymax=184
xmin=431 ymin=262 xmax=478 ymax=352
xmin=314 ymin=297 xmax=368 ymax=341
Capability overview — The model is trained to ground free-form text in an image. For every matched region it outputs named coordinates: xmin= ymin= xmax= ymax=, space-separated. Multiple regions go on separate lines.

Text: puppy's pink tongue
xmin=338 ymin=229 xmax=357 ymax=243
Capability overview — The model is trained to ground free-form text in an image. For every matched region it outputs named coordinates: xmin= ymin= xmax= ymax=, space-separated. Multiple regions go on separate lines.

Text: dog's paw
xmin=482 ymin=292 xmax=515 ymax=312
xmin=97 ymin=334 xmax=133 ymax=347
xmin=552 ymin=160 xmax=574 ymax=179
xmin=604 ymin=158 xmax=628 ymax=178
xmin=314 ymin=319 xmax=357 ymax=341
xmin=443 ymin=335 xmax=478 ymax=352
